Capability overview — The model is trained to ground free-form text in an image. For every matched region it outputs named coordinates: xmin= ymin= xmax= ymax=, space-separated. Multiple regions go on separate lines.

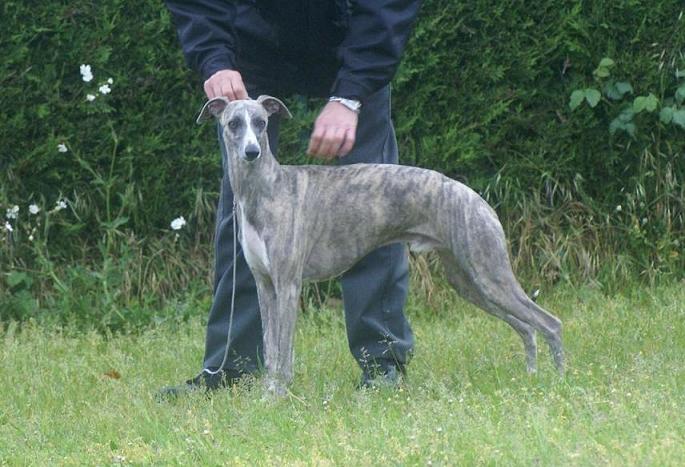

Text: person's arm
xmin=309 ymin=0 xmax=422 ymax=159
xmin=165 ymin=1 xmax=247 ymax=100
xmin=165 ymin=0 xmax=236 ymax=80
xmin=330 ymin=0 xmax=422 ymax=102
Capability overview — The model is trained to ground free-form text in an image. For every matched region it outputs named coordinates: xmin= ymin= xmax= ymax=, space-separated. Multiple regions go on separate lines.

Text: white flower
xmin=107 ymin=78 xmax=114 ymax=84
xmin=5 ymin=205 xmax=19 ymax=219
xmin=57 ymin=143 xmax=68 ymax=153
xmin=615 ymin=205 xmax=622 ymax=212
xmin=28 ymin=234 xmax=34 ymax=241
xmin=170 ymin=216 xmax=186 ymax=230
xmin=4 ymin=222 xmax=13 ymax=232
xmin=29 ymin=204 xmax=40 ymax=215
xmin=86 ymin=94 xmax=96 ymax=102
xmin=80 ymin=64 xmax=93 ymax=82
xmin=99 ymin=84 xmax=111 ymax=95
xmin=55 ymin=199 xmax=68 ymax=211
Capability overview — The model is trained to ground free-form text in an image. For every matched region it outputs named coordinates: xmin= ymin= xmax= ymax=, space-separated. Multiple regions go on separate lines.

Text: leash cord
xmin=203 ymin=200 xmax=238 ymax=376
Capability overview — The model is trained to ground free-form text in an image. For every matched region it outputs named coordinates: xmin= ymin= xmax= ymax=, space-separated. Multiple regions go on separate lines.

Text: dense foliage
xmin=1 ymin=1 xmax=684 ymax=326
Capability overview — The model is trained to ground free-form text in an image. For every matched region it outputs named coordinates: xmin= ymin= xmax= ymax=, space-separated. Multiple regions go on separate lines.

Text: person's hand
xmin=203 ymin=69 xmax=248 ymax=100
xmin=307 ymin=101 xmax=358 ymax=160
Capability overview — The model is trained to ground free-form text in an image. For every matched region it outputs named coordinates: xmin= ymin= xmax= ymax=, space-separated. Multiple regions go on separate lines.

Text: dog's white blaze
xmin=241 ymin=108 xmax=259 ymax=157
xmin=239 ymin=206 xmax=270 ymax=274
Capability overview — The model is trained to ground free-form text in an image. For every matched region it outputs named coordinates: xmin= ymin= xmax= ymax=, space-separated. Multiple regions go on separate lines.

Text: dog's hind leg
xmin=467 ymin=202 xmax=563 ymax=373
xmin=440 ymin=199 xmax=564 ymax=373
xmin=439 ymin=251 xmax=538 ymax=373
xmin=485 ymin=281 xmax=563 ymax=374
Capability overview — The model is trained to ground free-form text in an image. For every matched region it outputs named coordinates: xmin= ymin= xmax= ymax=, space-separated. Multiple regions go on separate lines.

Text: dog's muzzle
xmin=244 ymin=144 xmax=261 ymax=161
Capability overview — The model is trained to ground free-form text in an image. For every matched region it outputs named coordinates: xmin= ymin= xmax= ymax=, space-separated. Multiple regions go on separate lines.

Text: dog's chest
xmin=238 ymin=210 xmax=270 ymax=274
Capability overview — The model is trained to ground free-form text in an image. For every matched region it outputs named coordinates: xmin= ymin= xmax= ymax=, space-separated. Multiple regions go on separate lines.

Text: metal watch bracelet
xmin=328 ymin=96 xmax=362 ymax=113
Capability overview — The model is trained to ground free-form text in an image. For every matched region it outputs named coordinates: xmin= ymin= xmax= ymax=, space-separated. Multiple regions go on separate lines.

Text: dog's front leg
xmin=258 ymin=276 xmax=302 ymax=397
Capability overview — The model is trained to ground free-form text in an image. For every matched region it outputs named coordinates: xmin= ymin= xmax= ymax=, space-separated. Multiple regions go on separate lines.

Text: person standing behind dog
xmin=161 ymin=0 xmax=422 ymax=396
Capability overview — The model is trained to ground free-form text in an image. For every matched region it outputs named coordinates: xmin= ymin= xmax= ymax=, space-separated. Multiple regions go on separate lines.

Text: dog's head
xmin=197 ymin=95 xmax=291 ymax=162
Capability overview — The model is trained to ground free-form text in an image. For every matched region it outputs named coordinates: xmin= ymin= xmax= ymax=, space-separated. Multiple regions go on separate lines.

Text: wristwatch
xmin=329 ymin=96 xmax=362 ymax=113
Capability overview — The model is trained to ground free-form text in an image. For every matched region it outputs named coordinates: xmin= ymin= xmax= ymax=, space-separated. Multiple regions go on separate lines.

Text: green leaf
xmin=594 ymin=67 xmax=611 ymax=79
xmin=615 ymin=107 xmax=635 ymax=123
xmin=644 ymin=93 xmax=659 ymax=112
xmin=633 ymin=94 xmax=658 ymax=113
xmin=672 ymin=110 xmax=685 ymax=129
xmin=616 ymin=81 xmax=633 ymax=96
xmin=609 ymin=117 xmax=636 ymax=137
xmin=676 ymin=69 xmax=685 ymax=79
xmin=604 ymin=81 xmax=633 ymax=100
xmin=646 ymin=94 xmax=658 ymax=112
xmin=659 ymin=106 xmax=674 ymax=124
xmin=593 ymin=58 xmax=615 ymax=79
xmin=610 ymin=107 xmax=636 ymax=135
xmin=585 ymin=88 xmax=601 ymax=107
xmin=604 ymin=82 xmax=620 ymax=100
xmin=569 ymin=90 xmax=584 ymax=110
xmin=633 ymin=97 xmax=645 ymax=113
xmin=598 ymin=58 xmax=615 ymax=68
xmin=675 ymin=84 xmax=685 ymax=104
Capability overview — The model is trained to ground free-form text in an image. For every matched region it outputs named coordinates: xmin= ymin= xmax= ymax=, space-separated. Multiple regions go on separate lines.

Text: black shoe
xmin=156 ymin=369 xmax=246 ymax=400
xmin=358 ymin=361 xmax=405 ymax=389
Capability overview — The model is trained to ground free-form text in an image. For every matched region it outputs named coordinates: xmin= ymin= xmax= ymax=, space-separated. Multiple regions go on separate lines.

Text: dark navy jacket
xmin=165 ymin=0 xmax=421 ymax=102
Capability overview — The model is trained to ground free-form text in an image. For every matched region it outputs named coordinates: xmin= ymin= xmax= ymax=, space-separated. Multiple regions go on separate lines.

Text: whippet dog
xmin=198 ymin=95 xmax=564 ymax=395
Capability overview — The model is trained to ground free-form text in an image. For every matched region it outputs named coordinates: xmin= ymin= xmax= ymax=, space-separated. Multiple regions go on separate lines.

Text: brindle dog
xmin=198 ymin=96 xmax=563 ymax=395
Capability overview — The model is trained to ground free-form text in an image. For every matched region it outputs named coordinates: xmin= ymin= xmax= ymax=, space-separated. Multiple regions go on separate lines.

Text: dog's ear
xmin=257 ymin=95 xmax=292 ymax=119
xmin=196 ymin=97 xmax=230 ymax=124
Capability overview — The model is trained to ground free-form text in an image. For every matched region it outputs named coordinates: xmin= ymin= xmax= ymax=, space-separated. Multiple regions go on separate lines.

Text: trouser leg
xmin=338 ymin=85 xmax=414 ymax=371
xmin=202 ymin=113 xmax=280 ymax=372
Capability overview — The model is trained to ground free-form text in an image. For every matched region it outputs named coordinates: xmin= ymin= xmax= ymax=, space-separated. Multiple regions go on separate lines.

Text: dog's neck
xmin=226 ymin=134 xmax=281 ymax=207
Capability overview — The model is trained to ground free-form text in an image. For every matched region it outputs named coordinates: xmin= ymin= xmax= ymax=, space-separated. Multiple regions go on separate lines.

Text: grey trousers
xmin=203 ymin=85 xmax=414 ymax=374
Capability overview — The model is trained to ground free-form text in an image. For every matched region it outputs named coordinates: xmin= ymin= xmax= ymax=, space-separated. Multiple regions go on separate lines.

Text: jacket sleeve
xmin=164 ymin=1 xmax=238 ymax=81
xmin=330 ymin=0 xmax=422 ymax=102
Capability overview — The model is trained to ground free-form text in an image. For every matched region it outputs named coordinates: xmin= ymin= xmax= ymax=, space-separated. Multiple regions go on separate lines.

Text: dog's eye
xmin=228 ymin=119 xmax=242 ymax=130
xmin=253 ymin=119 xmax=266 ymax=130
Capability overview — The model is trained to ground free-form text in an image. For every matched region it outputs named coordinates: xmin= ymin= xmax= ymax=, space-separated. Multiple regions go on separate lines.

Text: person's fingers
xmin=316 ymin=127 xmax=340 ymax=159
xmin=309 ymin=124 xmax=356 ymax=159
xmin=338 ymin=128 xmax=356 ymax=156
xmin=307 ymin=125 xmax=325 ymax=155
xmin=232 ymin=75 xmax=248 ymax=100
xmin=329 ymin=127 xmax=347 ymax=157
xmin=204 ymin=80 xmax=216 ymax=99
xmin=203 ymin=70 xmax=248 ymax=100
xmin=222 ymin=81 xmax=235 ymax=100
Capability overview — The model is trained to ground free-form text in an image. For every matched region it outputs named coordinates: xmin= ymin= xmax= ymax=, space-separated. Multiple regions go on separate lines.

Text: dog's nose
xmin=244 ymin=145 xmax=261 ymax=161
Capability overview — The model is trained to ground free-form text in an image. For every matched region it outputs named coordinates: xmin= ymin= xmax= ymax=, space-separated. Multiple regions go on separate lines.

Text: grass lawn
xmin=1 ymin=283 xmax=684 ymax=465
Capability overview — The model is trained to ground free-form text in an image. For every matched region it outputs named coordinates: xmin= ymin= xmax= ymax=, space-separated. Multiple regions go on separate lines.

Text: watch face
xmin=347 ymin=100 xmax=361 ymax=110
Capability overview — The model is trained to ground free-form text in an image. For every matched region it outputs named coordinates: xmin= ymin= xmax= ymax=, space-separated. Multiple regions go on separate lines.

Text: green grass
xmin=1 ymin=283 xmax=684 ymax=465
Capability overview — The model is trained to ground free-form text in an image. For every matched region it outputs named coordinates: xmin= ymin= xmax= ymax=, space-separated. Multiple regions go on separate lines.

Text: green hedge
xmin=1 ymin=1 xmax=684 ymax=282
